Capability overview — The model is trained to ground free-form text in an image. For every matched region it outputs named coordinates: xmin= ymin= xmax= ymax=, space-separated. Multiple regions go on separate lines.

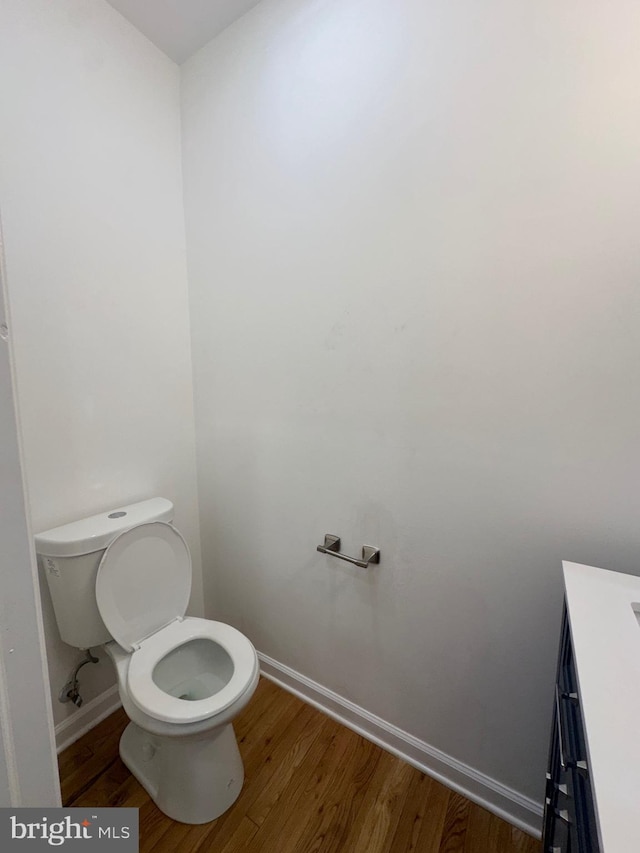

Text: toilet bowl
xmin=35 ymin=498 xmax=259 ymax=824
xmin=105 ymin=628 xmax=259 ymax=739
xmin=125 ymin=618 xmax=257 ymax=724
xmin=105 ymin=619 xmax=259 ymax=824
xmin=104 ymin=615 xmax=259 ymax=824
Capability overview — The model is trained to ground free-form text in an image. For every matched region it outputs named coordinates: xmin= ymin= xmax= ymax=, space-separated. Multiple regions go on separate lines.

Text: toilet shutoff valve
xmin=58 ymin=648 xmax=99 ymax=708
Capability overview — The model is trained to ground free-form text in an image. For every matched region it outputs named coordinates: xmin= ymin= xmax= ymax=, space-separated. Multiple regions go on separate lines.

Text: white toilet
xmin=35 ymin=498 xmax=259 ymax=824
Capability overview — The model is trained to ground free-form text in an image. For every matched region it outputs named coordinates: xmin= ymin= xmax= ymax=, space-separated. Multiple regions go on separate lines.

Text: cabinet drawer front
xmin=544 ymin=605 xmax=600 ymax=853
xmin=546 ymin=806 xmax=572 ymax=852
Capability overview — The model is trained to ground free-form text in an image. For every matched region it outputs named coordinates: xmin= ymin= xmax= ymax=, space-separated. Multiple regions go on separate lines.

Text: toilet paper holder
xmin=316 ymin=534 xmax=380 ymax=568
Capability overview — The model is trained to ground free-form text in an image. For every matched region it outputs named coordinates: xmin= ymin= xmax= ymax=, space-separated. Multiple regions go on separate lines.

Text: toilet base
xmin=119 ymin=720 xmax=245 ymax=824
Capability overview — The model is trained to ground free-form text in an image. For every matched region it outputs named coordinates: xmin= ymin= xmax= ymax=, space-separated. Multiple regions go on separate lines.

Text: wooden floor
xmin=60 ymin=678 xmax=541 ymax=853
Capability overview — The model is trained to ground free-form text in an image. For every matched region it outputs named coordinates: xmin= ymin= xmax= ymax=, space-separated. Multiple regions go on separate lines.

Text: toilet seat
xmin=126 ymin=617 xmax=258 ymax=724
xmin=96 ymin=521 xmax=258 ymax=725
xmin=96 ymin=521 xmax=192 ymax=653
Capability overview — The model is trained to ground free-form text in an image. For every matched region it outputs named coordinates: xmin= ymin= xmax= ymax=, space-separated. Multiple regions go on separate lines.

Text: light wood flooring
xmin=60 ymin=677 xmax=541 ymax=852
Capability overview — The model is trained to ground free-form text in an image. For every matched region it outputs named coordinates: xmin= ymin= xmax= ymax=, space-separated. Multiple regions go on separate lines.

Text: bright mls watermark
xmin=0 ymin=808 xmax=138 ymax=850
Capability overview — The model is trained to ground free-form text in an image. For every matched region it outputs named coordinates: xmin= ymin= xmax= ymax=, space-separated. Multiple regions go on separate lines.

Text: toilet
xmin=35 ymin=497 xmax=259 ymax=824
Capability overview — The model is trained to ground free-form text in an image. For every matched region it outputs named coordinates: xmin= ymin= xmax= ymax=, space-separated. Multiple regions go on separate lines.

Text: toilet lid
xmin=96 ymin=521 xmax=191 ymax=652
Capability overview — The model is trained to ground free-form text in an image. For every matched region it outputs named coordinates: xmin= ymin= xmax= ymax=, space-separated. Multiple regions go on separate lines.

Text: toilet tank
xmin=35 ymin=497 xmax=174 ymax=649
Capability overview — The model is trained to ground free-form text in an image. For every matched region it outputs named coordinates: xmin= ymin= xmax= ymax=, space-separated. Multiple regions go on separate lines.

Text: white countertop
xmin=563 ymin=561 xmax=640 ymax=853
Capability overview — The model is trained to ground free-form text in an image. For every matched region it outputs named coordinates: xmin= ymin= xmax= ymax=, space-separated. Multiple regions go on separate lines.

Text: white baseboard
xmin=55 ymin=685 xmax=122 ymax=754
xmin=258 ymin=652 xmax=543 ymax=839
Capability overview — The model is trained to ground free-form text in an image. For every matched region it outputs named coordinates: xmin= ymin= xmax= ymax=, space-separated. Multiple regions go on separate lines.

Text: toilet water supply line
xmin=59 ymin=649 xmax=99 ymax=707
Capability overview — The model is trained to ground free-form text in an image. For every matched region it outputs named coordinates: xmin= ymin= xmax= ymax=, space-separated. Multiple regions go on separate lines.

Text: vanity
xmin=543 ymin=562 xmax=640 ymax=852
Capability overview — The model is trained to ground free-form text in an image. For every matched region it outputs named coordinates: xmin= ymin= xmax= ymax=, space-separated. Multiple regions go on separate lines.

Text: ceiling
xmin=106 ymin=0 xmax=263 ymax=64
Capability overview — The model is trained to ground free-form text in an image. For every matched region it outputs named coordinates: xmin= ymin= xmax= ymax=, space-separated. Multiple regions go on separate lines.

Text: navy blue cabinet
xmin=543 ymin=606 xmax=600 ymax=853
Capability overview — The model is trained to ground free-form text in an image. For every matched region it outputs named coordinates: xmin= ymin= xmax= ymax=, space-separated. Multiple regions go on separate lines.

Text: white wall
xmin=0 ymin=221 xmax=60 ymax=806
xmin=182 ymin=0 xmax=640 ymax=806
xmin=0 ymin=0 xmax=202 ymax=728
